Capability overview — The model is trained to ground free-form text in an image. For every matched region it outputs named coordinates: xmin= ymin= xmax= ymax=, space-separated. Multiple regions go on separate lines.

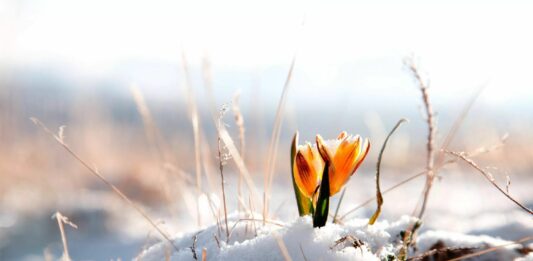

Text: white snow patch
xmin=138 ymin=213 xmax=530 ymax=261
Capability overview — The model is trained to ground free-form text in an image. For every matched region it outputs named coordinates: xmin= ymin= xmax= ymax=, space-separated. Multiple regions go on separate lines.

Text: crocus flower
xmin=316 ymin=131 xmax=370 ymax=196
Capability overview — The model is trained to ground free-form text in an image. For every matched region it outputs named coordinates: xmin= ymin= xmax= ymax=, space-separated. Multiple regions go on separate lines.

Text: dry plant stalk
xmin=332 ymin=188 xmax=347 ymax=224
xmin=369 ymin=118 xmax=408 ymax=225
xmin=200 ymin=55 xmax=259 ymax=214
xmin=405 ymin=57 xmax=436 ymax=219
xmin=198 ymin=55 xmax=232 ymax=194
xmin=449 ymin=236 xmax=533 ymax=261
xmin=232 ymin=91 xmax=246 ymax=211
xmin=409 ymin=61 xmax=485 ymax=220
xmin=53 ymin=212 xmax=77 ymax=261
xmin=249 ymin=196 xmax=258 ymax=236
xmin=131 ymin=86 xmax=168 ymax=162
xmin=216 ymin=106 xmax=231 ymax=241
xmin=445 ymin=150 xmax=533 ymax=215
xmin=31 ymin=118 xmax=180 ymax=251
xmin=131 ymin=86 xmax=185 ymax=220
xmin=218 ymin=125 xmax=260 ymax=201
xmin=264 ymin=55 xmax=296 ymax=224
xmin=232 ymin=91 xmax=246 ymax=159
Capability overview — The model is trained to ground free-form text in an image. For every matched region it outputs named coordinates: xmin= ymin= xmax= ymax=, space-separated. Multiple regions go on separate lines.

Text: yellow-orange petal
xmin=329 ymin=136 xmax=360 ymax=195
xmin=293 ymin=150 xmax=319 ymax=198
xmin=352 ymin=138 xmax=370 ymax=174
xmin=316 ymin=134 xmax=332 ymax=163
xmin=304 ymin=143 xmax=325 ymax=180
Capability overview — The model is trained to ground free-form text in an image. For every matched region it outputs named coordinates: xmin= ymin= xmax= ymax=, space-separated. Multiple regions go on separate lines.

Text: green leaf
xmin=291 ymin=132 xmax=313 ymax=216
xmin=313 ymin=161 xmax=330 ymax=227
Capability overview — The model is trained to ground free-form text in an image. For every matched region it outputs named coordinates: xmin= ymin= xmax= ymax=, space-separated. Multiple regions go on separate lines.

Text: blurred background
xmin=1 ymin=0 xmax=532 ymax=260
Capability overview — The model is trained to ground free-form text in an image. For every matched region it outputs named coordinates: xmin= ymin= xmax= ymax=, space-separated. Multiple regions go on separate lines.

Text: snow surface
xmin=137 ymin=213 xmax=528 ymax=261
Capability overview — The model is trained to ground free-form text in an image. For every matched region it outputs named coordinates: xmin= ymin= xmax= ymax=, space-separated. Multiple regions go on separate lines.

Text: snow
xmin=137 ymin=213 xmax=530 ymax=261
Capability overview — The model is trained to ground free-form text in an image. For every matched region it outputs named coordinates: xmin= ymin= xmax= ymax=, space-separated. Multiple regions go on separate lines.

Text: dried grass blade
xmin=264 ymin=55 xmax=297 ymax=222
xmin=368 ymin=118 xmax=408 ymax=225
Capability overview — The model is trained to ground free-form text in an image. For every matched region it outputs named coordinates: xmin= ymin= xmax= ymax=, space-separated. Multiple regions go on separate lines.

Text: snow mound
xmin=137 ymin=213 xmax=530 ymax=261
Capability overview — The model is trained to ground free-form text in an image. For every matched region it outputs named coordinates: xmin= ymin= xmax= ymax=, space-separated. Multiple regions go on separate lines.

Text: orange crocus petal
xmin=293 ymin=150 xmax=318 ymax=198
xmin=316 ymin=134 xmax=332 ymax=163
xmin=352 ymin=138 xmax=370 ymax=174
xmin=304 ymin=143 xmax=324 ymax=180
xmin=329 ymin=136 xmax=361 ymax=195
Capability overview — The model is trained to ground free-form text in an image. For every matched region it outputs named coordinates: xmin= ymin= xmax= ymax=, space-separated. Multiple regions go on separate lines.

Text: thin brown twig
xmin=232 ymin=91 xmax=246 ymax=212
xmin=445 ymin=150 xmax=533 ymax=215
xmin=218 ymin=125 xmax=260 ymax=200
xmin=369 ymin=118 xmax=408 ymax=225
xmin=216 ymin=107 xmax=230 ymax=242
xmin=332 ymin=188 xmax=347 ymax=224
xmin=449 ymin=236 xmax=533 ymax=261
xmin=249 ymin=196 xmax=258 ymax=237
xmin=31 ymin=118 xmax=180 ymax=252
xmin=405 ymin=57 xmax=436 ymax=219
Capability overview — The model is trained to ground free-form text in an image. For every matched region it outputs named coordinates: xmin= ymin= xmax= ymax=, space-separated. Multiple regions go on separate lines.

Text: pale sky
xmin=1 ymin=0 xmax=533 ymax=105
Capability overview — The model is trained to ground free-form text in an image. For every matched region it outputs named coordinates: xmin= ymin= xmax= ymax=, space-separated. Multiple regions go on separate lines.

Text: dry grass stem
xmin=53 ymin=212 xmax=77 ymax=261
xmin=131 ymin=86 xmax=168 ymax=162
xmin=218 ymin=125 xmax=260 ymax=201
xmin=369 ymin=118 xmax=408 ymax=225
xmin=31 ymin=118 xmax=180 ymax=251
xmin=264 ymin=55 xmax=296 ymax=223
xmin=405 ymin=57 xmax=436 ymax=219
xmin=445 ymin=150 xmax=533 ymax=215
xmin=249 ymin=196 xmax=258 ymax=236
xmin=332 ymin=188 xmax=347 ymax=224
xmin=131 ymin=86 xmax=183 ymax=219
xmin=232 ymin=91 xmax=246 ymax=211
xmin=181 ymin=50 xmax=204 ymax=226
xmin=216 ymin=106 xmax=231 ymax=242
